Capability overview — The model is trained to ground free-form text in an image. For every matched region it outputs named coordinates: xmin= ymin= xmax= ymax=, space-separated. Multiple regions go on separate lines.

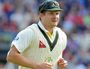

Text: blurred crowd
xmin=0 ymin=0 xmax=90 ymax=69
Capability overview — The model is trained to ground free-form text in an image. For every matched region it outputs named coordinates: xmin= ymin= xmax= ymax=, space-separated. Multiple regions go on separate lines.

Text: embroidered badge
xmin=45 ymin=56 xmax=53 ymax=62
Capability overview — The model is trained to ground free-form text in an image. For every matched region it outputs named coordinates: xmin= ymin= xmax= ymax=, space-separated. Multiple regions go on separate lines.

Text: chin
xmin=52 ymin=24 xmax=57 ymax=27
xmin=51 ymin=22 xmax=58 ymax=27
xmin=54 ymin=22 xmax=58 ymax=26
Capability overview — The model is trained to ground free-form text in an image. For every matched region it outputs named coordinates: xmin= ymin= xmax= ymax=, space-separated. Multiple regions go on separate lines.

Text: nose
xmin=52 ymin=14 xmax=58 ymax=19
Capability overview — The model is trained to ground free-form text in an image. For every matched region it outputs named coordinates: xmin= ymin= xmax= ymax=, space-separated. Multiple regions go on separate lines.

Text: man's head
xmin=38 ymin=0 xmax=63 ymax=28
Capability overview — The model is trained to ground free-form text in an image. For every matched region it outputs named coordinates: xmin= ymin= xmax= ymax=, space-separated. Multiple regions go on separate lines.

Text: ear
xmin=39 ymin=13 xmax=45 ymax=18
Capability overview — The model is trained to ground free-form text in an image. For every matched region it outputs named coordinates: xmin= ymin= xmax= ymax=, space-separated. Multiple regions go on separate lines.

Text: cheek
xmin=46 ymin=16 xmax=52 ymax=21
xmin=57 ymin=15 xmax=60 ymax=19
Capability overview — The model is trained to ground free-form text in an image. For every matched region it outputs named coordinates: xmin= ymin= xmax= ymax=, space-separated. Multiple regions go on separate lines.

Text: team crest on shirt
xmin=44 ymin=56 xmax=53 ymax=62
xmin=39 ymin=41 xmax=46 ymax=48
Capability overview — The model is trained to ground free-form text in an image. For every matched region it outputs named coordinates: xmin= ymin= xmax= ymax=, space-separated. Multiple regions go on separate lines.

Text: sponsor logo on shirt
xmin=14 ymin=37 xmax=19 ymax=41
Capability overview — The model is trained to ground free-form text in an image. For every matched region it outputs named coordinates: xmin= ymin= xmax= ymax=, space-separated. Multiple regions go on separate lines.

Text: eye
xmin=54 ymin=12 xmax=60 ymax=16
xmin=56 ymin=12 xmax=60 ymax=15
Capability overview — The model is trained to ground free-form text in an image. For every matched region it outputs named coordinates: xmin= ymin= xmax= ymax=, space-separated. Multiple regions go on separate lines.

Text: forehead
xmin=39 ymin=11 xmax=61 ymax=16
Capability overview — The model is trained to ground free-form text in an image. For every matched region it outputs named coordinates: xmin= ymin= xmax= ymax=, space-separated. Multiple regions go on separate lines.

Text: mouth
xmin=52 ymin=18 xmax=58 ymax=22
xmin=52 ymin=19 xmax=57 ymax=21
xmin=52 ymin=20 xmax=58 ymax=23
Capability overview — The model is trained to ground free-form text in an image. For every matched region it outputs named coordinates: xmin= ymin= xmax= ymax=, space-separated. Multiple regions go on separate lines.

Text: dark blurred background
xmin=0 ymin=0 xmax=90 ymax=69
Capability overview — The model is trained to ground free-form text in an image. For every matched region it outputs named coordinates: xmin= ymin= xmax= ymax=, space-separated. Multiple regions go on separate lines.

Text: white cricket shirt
xmin=11 ymin=21 xmax=67 ymax=69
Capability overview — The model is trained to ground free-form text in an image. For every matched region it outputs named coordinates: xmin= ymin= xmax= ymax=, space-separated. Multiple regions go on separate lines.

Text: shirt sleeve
xmin=62 ymin=32 xmax=67 ymax=50
xmin=58 ymin=28 xmax=67 ymax=57
xmin=11 ymin=28 xmax=34 ymax=53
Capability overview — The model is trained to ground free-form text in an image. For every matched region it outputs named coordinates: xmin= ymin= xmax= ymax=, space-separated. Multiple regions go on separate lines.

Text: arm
xmin=6 ymin=45 xmax=52 ymax=69
xmin=58 ymin=29 xmax=67 ymax=69
xmin=6 ymin=45 xmax=38 ymax=69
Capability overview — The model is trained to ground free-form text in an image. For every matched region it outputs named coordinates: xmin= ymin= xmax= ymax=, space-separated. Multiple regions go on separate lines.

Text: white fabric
xmin=11 ymin=21 xmax=67 ymax=69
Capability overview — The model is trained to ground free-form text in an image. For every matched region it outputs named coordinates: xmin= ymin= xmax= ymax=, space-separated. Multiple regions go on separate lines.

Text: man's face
xmin=41 ymin=11 xmax=60 ymax=28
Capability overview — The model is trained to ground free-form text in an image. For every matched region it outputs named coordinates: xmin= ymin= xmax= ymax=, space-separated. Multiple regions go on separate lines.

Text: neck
xmin=43 ymin=23 xmax=53 ymax=34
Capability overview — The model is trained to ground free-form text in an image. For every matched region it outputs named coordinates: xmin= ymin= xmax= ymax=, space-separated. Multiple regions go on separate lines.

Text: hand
xmin=36 ymin=62 xmax=52 ymax=69
xmin=57 ymin=58 xmax=67 ymax=69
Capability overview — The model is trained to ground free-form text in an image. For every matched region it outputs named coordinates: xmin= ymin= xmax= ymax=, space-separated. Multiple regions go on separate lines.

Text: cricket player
xmin=6 ymin=0 xmax=67 ymax=69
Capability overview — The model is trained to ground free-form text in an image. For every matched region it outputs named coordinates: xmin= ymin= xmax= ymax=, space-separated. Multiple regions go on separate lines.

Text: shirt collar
xmin=38 ymin=20 xmax=48 ymax=32
xmin=38 ymin=20 xmax=57 ymax=39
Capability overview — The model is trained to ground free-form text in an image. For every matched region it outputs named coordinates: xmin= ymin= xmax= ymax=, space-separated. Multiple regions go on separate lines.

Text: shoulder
xmin=17 ymin=23 xmax=37 ymax=37
xmin=26 ymin=23 xmax=38 ymax=31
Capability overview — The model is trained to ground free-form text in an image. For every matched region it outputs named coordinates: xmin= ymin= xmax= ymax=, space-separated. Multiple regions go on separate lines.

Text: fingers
xmin=59 ymin=62 xmax=66 ymax=68
xmin=45 ymin=62 xmax=53 ymax=66
xmin=58 ymin=58 xmax=67 ymax=69
xmin=38 ymin=62 xmax=52 ymax=69
xmin=58 ymin=58 xmax=67 ymax=64
xmin=58 ymin=59 xmax=67 ymax=65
